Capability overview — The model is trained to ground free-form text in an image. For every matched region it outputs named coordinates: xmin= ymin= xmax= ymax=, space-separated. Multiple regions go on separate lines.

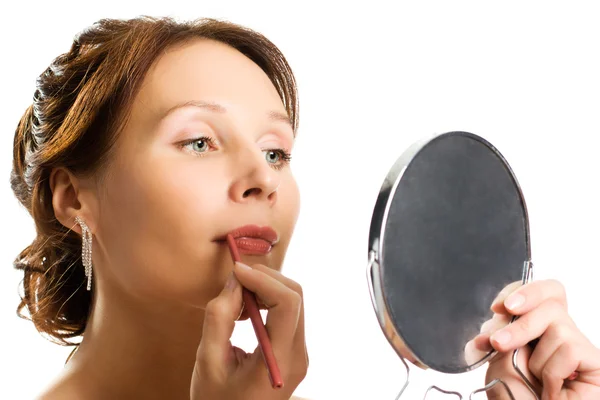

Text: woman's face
xmin=92 ymin=39 xmax=300 ymax=307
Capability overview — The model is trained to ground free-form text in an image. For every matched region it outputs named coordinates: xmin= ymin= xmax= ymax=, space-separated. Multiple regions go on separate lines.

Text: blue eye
xmin=263 ymin=149 xmax=292 ymax=170
xmin=265 ymin=150 xmax=280 ymax=164
xmin=191 ymin=138 xmax=209 ymax=153
xmin=180 ymin=137 xmax=291 ymax=169
xmin=180 ymin=136 xmax=215 ymax=155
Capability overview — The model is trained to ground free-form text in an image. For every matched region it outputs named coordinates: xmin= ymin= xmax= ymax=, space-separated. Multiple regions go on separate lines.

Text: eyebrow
xmin=160 ymin=100 xmax=293 ymax=130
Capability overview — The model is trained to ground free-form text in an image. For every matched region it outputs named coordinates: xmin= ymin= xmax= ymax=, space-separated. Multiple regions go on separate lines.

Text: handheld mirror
xmin=367 ymin=131 xmax=539 ymax=399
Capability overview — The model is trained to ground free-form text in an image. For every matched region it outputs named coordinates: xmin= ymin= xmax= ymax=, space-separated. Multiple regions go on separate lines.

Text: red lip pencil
xmin=226 ymin=234 xmax=283 ymax=389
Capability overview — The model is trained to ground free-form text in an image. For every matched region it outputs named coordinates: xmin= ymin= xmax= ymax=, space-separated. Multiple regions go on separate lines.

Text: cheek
xmin=273 ymin=175 xmax=300 ymax=262
xmin=96 ymin=157 xmax=230 ymax=304
xmin=282 ymin=174 xmax=301 ymax=226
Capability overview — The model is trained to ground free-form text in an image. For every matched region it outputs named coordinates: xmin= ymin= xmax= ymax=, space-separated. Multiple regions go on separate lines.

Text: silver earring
xmin=75 ymin=216 xmax=93 ymax=291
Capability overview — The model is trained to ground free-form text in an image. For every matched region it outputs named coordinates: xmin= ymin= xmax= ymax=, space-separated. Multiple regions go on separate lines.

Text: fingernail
xmin=492 ymin=287 xmax=510 ymax=303
xmin=505 ymin=293 xmax=525 ymax=311
xmin=235 ymin=261 xmax=251 ymax=271
xmin=491 ymin=330 xmax=511 ymax=345
xmin=480 ymin=319 xmax=494 ymax=334
xmin=225 ymin=272 xmax=238 ymax=290
xmin=490 ymin=294 xmax=505 ymax=310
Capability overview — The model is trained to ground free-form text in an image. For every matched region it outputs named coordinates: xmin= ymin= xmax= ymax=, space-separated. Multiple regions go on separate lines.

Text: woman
xmin=9 ymin=16 xmax=600 ymax=399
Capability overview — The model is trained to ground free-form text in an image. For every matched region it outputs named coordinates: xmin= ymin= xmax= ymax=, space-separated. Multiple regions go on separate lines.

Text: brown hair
xmin=10 ymin=16 xmax=298 ymax=347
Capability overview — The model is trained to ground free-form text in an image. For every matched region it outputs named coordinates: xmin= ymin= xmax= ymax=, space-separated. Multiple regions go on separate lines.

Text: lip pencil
xmin=226 ymin=234 xmax=283 ymax=389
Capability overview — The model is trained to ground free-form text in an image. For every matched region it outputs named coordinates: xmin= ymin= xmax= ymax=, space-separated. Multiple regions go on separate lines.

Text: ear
xmin=49 ymin=167 xmax=98 ymax=234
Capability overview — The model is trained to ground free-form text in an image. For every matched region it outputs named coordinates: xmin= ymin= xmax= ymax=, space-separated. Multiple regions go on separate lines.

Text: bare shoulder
xmin=37 ymin=385 xmax=80 ymax=400
xmin=35 ymin=371 xmax=87 ymax=400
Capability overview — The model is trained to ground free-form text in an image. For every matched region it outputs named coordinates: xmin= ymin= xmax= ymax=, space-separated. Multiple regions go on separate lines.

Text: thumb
xmin=196 ymin=272 xmax=243 ymax=372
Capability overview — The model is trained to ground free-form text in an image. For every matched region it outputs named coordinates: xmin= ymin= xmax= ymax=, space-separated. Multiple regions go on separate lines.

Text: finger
xmin=472 ymin=314 xmax=511 ymax=351
xmin=481 ymin=313 xmax=512 ymax=335
xmin=473 ymin=332 xmax=493 ymax=352
xmin=233 ymin=262 xmax=302 ymax=350
xmin=491 ymin=281 xmax=523 ymax=314
xmin=490 ymin=299 xmax=571 ymax=353
xmin=541 ymin=343 xmax=581 ymax=399
xmin=528 ymin=322 xmax=579 ymax=382
xmin=249 ymin=264 xmax=309 ymax=379
xmin=249 ymin=265 xmax=305 ymax=339
xmin=236 ymin=296 xmax=270 ymax=321
xmin=196 ymin=272 xmax=243 ymax=372
xmin=502 ymin=279 xmax=568 ymax=317
xmin=249 ymin=264 xmax=303 ymax=296
xmin=464 ymin=337 xmax=490 ymax=365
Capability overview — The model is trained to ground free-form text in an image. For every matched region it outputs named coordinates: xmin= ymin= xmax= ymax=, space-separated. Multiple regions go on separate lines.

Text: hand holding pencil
xmin=190 ymin=236 xmax=308 ymax=400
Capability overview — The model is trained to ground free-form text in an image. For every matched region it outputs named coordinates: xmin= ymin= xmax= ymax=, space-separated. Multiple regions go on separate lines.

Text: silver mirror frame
xmin=366 ymin=131 xmax=540 ymax=399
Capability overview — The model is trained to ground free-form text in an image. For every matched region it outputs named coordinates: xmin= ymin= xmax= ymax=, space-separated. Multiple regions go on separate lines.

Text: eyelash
xmin=178 ymin=136 xmax=292 ymax=170
xmin=268 ymin=148 xmax=292 ymax=170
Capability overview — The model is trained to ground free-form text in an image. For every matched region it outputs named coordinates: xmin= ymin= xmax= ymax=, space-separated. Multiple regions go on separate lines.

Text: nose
xmin=229 ymin=148 xmax=280 ymax=207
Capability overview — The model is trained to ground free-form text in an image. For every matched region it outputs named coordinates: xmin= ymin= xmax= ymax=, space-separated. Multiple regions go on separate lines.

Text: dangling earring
xmin=75 ymin=216 xmax=93 ymax=291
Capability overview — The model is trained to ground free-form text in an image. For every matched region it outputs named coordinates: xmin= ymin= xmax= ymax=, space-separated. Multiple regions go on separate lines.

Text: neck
xmin=63 ymin=281 xmax=205 ymax=400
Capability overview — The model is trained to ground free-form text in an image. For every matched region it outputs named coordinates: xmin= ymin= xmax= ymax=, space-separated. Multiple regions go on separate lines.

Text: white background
xmin=1 ymin=1 xmax=599 ymax=399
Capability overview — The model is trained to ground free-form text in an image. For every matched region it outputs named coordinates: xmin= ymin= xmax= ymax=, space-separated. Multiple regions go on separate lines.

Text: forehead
xmin=131 ymin=39 xmax=285 ymax=122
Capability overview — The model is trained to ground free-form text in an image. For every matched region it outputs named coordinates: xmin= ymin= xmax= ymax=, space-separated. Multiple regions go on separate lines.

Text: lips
xmin=217 ymin=225 xmax=278 ymax=255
